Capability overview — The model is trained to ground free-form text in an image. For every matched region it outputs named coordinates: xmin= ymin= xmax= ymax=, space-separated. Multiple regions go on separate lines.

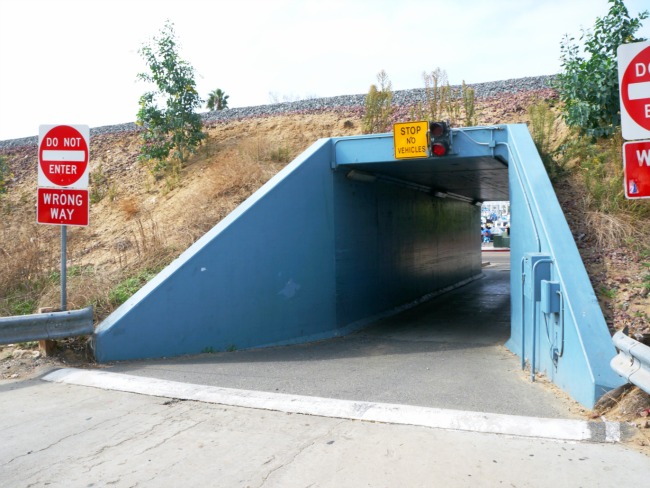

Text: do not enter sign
xmin=618 ymin=41 xmax=650 ymax=140
xmin=38 ymin=125 xmax=89 ymax=188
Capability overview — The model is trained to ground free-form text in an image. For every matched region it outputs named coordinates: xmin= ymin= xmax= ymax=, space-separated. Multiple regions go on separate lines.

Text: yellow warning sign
xmin=393 ymin=121 xmax=429 ymax=159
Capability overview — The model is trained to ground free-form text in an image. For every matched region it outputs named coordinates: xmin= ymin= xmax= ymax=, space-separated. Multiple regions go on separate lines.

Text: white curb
xmin=43 ymin=368 xmax=622 ymax=443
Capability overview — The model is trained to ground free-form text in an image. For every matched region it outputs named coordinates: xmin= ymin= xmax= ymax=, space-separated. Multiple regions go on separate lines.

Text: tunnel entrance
xmin=94 ymin=125 xmax=623 ymax=408
xmin=327 ymin=126 xmax=622 ymax=408
xmin=332 ymin=140 xmax=509 ymax=331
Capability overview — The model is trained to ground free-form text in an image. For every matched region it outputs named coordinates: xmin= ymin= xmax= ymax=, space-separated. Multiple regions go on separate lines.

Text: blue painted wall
xmin=503 ymin=124 xmax=623 ymax=407
xmin=334 ymin=172 xmax=480 ymax=326
xmin=94 ymin=136 xmax=482 ymax=362
xmin=94 ymin=140 xmax=339 ymax=360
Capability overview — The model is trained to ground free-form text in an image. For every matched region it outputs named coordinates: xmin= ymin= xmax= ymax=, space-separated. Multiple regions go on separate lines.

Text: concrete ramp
xmin=93 ymin=124 xmax=623 ymax=408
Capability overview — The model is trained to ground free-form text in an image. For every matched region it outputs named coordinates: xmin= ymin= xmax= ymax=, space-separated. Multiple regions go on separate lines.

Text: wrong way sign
xmin=623 ymin=140 xmax=650 ymax=199
xmin=618 ymin=41 xmax=650 ymax=141
xmin=38 ymin=124 xmax=89 ymax=188
xmin=37 ymin=188 xmax=89 ymax=226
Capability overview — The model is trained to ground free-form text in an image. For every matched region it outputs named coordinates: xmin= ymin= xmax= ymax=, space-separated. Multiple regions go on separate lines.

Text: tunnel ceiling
xmin=342 ymin=156 xmax=509 ymax=202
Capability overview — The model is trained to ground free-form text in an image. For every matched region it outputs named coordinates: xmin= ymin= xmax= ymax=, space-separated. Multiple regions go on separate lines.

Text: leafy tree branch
xmin=136 ymin=21 xmax=205 ymax=178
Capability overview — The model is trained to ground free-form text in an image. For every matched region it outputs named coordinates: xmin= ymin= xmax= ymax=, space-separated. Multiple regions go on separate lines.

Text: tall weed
xmin=362 ymin=70 xmax=393 ymax=134
xmin=528 ymin=100 xmax=564 ymax=180
xmin=411 ymin=69 xmax=477 ymax=127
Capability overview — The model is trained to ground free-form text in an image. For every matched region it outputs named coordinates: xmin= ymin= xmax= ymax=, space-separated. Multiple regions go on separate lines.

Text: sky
xmin=1 ymin=0 xmax=649 ymax=141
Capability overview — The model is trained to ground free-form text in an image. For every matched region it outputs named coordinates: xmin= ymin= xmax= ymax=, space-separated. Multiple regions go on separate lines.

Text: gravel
xmin=0 ymin=75 xmax=556 ymax=149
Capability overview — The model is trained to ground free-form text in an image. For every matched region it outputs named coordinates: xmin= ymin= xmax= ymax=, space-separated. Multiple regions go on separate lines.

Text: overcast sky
xmin=1 ymin=0 xmax=649 ymax=141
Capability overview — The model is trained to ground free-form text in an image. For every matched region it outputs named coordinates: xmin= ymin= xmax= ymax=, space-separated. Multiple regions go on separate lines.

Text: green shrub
xmin=108 ymin=269 xmax=159 ymax=307
xmin=556 ymin=0 xmax=648 ymax=137
xmin=10 ymin=298 xmax=36 ymax=316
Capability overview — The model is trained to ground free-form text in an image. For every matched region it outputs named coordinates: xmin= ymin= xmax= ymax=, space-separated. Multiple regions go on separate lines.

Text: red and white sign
xmin=38 ymin=124 xmax=89 ymax=188
xmin=37 ymin=188 xmax=89 ymax=226
xmin=623 ymin=140 xmax=650 ymax=199
xmin=618 ymin=41 xmax=650 ymax=141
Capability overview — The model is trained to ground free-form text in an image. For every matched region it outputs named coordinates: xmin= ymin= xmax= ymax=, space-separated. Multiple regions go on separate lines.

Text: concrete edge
xmin=42 ymin=368 xmax=623 ymax=443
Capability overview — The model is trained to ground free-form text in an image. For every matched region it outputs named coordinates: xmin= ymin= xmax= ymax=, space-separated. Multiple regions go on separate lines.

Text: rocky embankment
xmin=0 ymin=75 xmax=556 ymax=149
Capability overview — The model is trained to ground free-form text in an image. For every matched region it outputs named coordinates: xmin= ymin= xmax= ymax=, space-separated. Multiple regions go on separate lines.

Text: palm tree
xmin=206 ymin=88 xmax=229 ymax=111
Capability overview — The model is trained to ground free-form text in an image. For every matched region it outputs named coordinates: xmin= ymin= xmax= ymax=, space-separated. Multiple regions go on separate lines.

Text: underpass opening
xmin=330 ymin=125 xmax=623 ymax=408
xmin=332 ymin=130 xmax=509 ymax=331
xmin=93 ymin=124 xmax=623 ymax=408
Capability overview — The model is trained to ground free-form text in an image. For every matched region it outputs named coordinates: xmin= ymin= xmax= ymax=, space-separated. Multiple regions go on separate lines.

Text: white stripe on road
xmin=42 ymin=368 xmax=622 ymax=443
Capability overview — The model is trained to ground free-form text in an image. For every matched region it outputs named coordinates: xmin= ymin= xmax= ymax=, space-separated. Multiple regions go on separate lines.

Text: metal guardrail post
xmin=611 ymin=331 xmax=650 ymax=395
xmin=0 ymin=306 xmax=94 ymax=345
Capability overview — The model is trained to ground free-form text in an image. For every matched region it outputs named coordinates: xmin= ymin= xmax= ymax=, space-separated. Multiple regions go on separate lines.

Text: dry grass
xmin=118 ymin=196 xmax=140 ymax=219
xmin=0 ymin=224 xmax=58 ymax=316
xmin=584 ymin=210 xmax=646 ymax=250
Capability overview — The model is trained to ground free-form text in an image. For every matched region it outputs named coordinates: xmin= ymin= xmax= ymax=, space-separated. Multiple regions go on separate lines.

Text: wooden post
xmin=37 ymin=307 xmax=59 ymax=356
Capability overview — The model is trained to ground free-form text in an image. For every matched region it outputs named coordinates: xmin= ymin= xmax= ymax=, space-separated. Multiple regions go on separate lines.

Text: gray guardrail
xmin=611 ymin=331 xmax=650 ymax=395
xmin=0 ymin=306 xmax=94 ymax=345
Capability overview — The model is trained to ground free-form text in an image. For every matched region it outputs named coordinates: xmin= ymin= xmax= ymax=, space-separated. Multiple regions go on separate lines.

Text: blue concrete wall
xmin=94 ymin=136 xmax=482 ymax=362
xmin=334 ymin=172 xmax=481 ymax=326
xmin=94 ymin=140 xmax=339 ymax=361
xmin=503 ymin=124 xmax=624 ymax=408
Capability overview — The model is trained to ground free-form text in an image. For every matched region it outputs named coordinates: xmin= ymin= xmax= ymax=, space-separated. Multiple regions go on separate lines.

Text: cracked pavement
xmin=1 ymin=378 xmax=649 ymax=487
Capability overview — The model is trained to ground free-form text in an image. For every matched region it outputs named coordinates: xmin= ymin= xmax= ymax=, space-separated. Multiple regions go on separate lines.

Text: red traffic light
xmin=430 ymin=122 xmax=447 ymax=138
xmin=431 ymin=141 xmax=448 ymax=156
xmin=429 ymin=121 xmax=450 ymax=157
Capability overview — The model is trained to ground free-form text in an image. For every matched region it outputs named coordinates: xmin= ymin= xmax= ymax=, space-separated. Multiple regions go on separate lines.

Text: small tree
xmin=136 ymin=21 xmax=205 ymax=178
xmin=362 ymin=70 xmax=394 ymax=134
xmin=207 ymin=88 xmax=229 ymax=111
xmin=556 ymin=0 xmax=648 ymax=137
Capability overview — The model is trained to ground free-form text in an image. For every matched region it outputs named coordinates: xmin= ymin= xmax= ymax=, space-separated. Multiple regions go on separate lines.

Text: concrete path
xmin=1 ymin=375 xmax=648 ymax=488
xmin=105 ymin=253 xmax=576 ymax=419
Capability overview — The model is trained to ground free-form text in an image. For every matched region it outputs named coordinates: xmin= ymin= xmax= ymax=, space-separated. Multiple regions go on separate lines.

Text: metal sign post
xmin=61 ymin=225 xmax=67 ymax=311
